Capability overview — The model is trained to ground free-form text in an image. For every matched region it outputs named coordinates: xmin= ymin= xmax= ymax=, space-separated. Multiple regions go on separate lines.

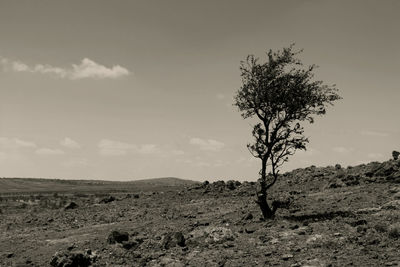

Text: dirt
xmin=1 ymin=160 xmax=399 ymax=266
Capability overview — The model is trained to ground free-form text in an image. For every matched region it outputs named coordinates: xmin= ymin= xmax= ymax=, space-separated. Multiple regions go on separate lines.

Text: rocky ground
xmin=1 ymin=160 xmax=400 ymax=266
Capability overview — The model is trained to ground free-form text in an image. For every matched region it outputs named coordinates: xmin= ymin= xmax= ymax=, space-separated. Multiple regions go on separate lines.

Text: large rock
xmin=161 ymin=232 xmax=186 ymax=249
xmin=107 ymin=230 xmax=129 ymax=244
xmin=189 ymin=226 xmax=235 ymax=244
xmin=50 ymin=250 xmax=92 ymax=267
xmin=99 ymin=196 xmax=116 ymax=204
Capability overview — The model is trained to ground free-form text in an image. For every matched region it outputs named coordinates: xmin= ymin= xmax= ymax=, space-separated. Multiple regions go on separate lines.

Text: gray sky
xmin=0 ymin=0 xmax=399 ymax=181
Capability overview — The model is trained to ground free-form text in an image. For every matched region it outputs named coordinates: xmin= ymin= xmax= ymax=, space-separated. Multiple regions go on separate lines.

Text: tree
xmin=234 ymin=45 xmax=341 ymax=219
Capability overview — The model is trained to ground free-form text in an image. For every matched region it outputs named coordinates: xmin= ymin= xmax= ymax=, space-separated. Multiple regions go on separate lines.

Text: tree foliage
xmin=234 ymin=44 xmax=341 ymax=218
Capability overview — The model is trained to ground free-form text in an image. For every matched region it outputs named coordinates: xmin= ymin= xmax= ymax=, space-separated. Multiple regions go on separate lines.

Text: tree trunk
xmin=256 ymin=192 xmax=275 ymax=219
xmin=256 ymin=158 xmax=275 ymax=219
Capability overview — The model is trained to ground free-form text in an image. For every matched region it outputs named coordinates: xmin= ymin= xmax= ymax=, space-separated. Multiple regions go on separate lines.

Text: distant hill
xmin=0 ymin=177 xmax=199 ymax=195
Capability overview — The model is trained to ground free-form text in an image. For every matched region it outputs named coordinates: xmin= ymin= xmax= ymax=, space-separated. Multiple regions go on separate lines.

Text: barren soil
xmin=1 ymin=160 xmax=399 ymax=266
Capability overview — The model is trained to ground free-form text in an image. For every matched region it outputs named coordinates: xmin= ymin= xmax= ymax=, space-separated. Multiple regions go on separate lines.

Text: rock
xmin=335 ymin=164 xmax=342 ymax=170
xmin=349 ymin=219 xmax=367 ymax=227
xmin=392 ymin=151 xmax=400 ymax=160
xmin=382 ymin=200 xmax=400 ymax=210
xmin=122 ymin=240 xmax=141 ymax=250
xmin=190 ymin=226 xmax=235 ymax=244
xmin=107 ymin=230 xmax=129 ymax=244
xmin=63 ymin=202 xmax=78 ymax=210
xmin=6 ymin=252 xmax=14 ymax=258
xmin=161 ymin=232 xmax=186 ymax=249
xmin=388 ymin=223 xmax=400 ymax=238
xmin=325 ymin=179 xmax=346 ymax=189
xmin=243 ymin=213 xmax=253 ymax=220
xmin=281 ymin=254 xmax=294 ymax=260
xmin=226 ymin=180 xmax=237 ymax=190
xmin=99 ymin=196 xmax=115 ymax=204
xmin=50 ymin=250 xmax=91 ymax=267
xmin=244 ymin=227 xmax=256 ymax=234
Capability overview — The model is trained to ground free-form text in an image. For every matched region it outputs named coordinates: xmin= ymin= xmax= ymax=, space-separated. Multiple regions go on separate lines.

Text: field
xmin=1 ymin=160 xmax=399 ymax=266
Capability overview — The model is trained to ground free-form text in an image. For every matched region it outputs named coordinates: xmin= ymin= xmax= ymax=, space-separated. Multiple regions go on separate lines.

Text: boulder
xmin=99 ymin=196 xmax=115 ymax=204
xmin=50 ymin=250 xmax=91 ymax=267
xmin=226 ymin=180 xmax=236 ymax=190
xmin=107 ymin=230 xmax=129 ymax=244
xmin=189 ymin=226 xmax=235 ymax=244
xmin=161 ymin=232 xmax=186 ymax=249
xmin=392 ymin=151 xmax=400 ymax=160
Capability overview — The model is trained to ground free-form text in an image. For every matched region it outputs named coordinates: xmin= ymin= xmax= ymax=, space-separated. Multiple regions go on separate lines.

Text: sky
xmin=0 ymin=0 xmax=399 ymax=181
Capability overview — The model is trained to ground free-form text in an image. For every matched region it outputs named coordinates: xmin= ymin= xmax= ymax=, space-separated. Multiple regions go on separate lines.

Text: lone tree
xmin=234 ymin=45 xmax=341 ymax=219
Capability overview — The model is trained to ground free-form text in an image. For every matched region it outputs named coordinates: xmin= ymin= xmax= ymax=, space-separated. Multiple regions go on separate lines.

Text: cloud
xmin=189 ymin=137 xmax=225 ymax=151
xmin=1 ymin=57 xmax=130 ymax=80
xmin=70 ymin=58 xmax=129 ymax=79
xmin=360 ymin=130 xmax=389 ymax=137
xmin=98 ymin=139 xmax=134 ymax=156
xmin=0 ymin=137 xmax=37 ymax=149
xmin=332 ymin=146 xmax=354 ymax=154
xmin=35 ymin=148 xmax=65 ymax=155
xmin=60 ymin=137 xmax=81 ymax=149
xmin=137 ymin=144 xmax=160 ymax=154
xmin=367 ymin=153 xmax=383 ymax=159
xmin=98 ymin=139 xmax=162 ymax=156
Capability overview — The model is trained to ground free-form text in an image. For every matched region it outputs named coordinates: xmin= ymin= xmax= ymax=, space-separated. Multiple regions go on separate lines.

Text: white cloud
xmin=12 ymin=61 xmax=30 ymax=72
xmin=0 ymin=137 xmax=37 ymax=149
xmin=367 ymin=153 xmax=383 ymax=159
xmin=60 ymin=137 xmax=81 ymax=149
xmin=35 ymin=148 xmax=65 ymax=155
xmin=98 ymin=139 xmax=134 ymax=156
xmin=189 ymin=137 xmax=225 ymax=151
xmin=360 ymin=130 xmax=389 ymax=137
xmin=70 ymin=58 xmax=129 ymax=79
xmin=1 ymin=57 xmax=130 ymax=80
xmin=137 ymin=144 xmax=160 ymax=154
xmin=98 ymin=139 xmax=162 ymax=156
xmin=332 ymin=146 xmax=354 ymax=154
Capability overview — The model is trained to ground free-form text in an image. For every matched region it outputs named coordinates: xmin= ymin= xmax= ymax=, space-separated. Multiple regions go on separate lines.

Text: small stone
xmin=245 ymin=227 xmax=256 ymax=234
xmin=243 ymin=213 xmax=253 ymax=220
xmin=63 ymin=202 xmax=78 ymax=210
xmin=281 ymin=254 xmax=294 ymax=260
